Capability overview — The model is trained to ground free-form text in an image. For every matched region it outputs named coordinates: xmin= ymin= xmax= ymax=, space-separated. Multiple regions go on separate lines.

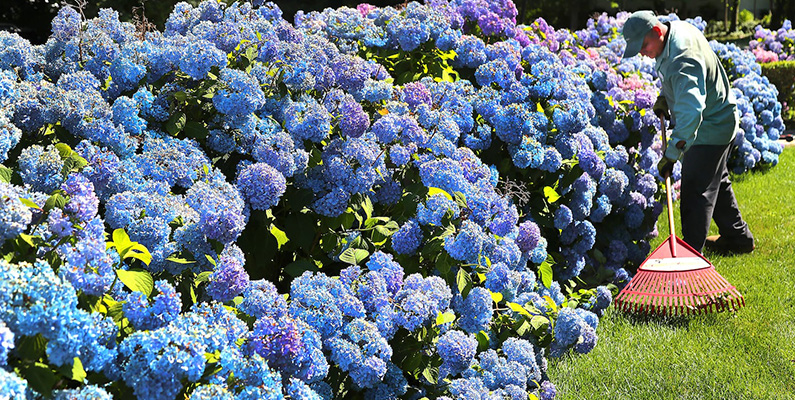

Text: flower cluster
xmin=2 ymin=0 xmax=782 ymax=398
xmin=749 ymin=20 xmax=795 ymax=62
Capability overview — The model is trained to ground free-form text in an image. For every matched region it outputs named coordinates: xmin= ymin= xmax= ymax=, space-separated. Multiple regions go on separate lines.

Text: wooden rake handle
xmin=658 ymin=112 xmax=677 ymax=258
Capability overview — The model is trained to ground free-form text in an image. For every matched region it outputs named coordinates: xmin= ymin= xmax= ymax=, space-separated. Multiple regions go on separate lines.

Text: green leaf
xmin=184 ymin=120 xmax=209 ymax=141
xmin=123 ymin=243 xmax=152 ymax=266
xmin=19 ymin=362 xmax=58 ymax=396
xmin=63 ymin=357 xmax=86 ymax=383
xmin=476 ymin=330 xmax=490 ymax=350
xmin=116 ymin=268 xmax=154 ymax=297
xmin=165 ymin=112 xmax=187 ymax=136
xmin=543 ymin=186 xmax=560 ymax=203
xmin=361 ymin=195 xmax=374 ymax=221
xmin=19 ymin=198 xmax=40 ymax=209
xmin=17 ymin=334 xmax=47 ymax=360
xmin=427 ymin=187 xmax=453 ymax=201
xmin=456 ymin=268 xmax=473 ymax=298
xmin=402 ymin=352 xmax=423 ymax=375
xmin=173 ymin=91 xmax=188 ymax=102
xmin=195 ymin=271 xmax=213 ymax=284
xmin=205 ymin=254 xmax=217 ymax=267
xmin=339 ymin=248 xmax=370 ymax=265
xmin=490 ymin=291 xmax=503 ymax=303
xmin=165 ymin=256 xmax=195 ymax=264
xmin=0 ymin=165 xmax=13 ymax=183
xmin=539 ymin=261 xmax=553 ymax=289
xmin=530 ymin=315 xmax=550 ymax=332
xmin=112 ymin=228 xmax=131 ymax=249
xmin=434 ymin=311 xmax=456 ymax=326
xmin=54 ymin=143 xmax=72 ymax=158
xmin=453 ymin=191 xmax=467 ymax=208
xmin=270 ymin=224 xmax=289 ymax=249
xmin=422 ymin=366 xmax=438 ymax=385
xmin=284 ymin=259 xmax=320 ymax=277
xmin=507 ymin=302 xmax=532 ymax=318
xmin=43 ymin=192 xmax=67 ymax=212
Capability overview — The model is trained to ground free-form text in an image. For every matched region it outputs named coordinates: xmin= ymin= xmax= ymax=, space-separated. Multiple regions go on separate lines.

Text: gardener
xmin=621 ymin=10 xmax=755 ymax=254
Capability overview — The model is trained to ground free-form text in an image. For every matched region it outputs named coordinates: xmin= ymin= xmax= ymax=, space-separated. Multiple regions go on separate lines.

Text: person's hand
xmin=657 ymin=156 xmax=674 ymax=178
xmin=653 ymin=95 xmax=669 ymax=119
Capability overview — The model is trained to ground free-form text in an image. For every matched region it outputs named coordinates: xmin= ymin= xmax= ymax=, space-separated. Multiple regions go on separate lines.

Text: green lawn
xmin=548 ymin=146 xmax=795 ymax=400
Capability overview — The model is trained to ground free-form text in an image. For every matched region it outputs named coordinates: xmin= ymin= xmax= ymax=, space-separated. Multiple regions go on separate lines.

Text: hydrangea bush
xmin=0 ymin=1 xmax=782 ymax=399
xmin=749 ymin=19 xmax=795 ymax=62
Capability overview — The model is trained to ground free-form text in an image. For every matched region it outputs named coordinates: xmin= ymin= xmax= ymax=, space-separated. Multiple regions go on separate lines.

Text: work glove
xmin=657 ymin=156 xmax=675 ymax=179
xmin=653 ymin=95 xmax=669 ymax=119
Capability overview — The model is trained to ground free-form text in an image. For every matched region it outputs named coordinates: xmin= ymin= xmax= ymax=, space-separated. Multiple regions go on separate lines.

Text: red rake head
xmin=613 ymin=237 xmax=745 ymax=316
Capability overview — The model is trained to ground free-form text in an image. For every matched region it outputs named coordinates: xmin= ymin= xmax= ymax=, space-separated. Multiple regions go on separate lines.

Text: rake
xmin=613 ymin=113 xmax=745 ymax=316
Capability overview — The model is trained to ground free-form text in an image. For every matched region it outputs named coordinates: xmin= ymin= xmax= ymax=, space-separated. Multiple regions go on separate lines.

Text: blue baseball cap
xmin=621 ymin=10 xmax=659 ymax=58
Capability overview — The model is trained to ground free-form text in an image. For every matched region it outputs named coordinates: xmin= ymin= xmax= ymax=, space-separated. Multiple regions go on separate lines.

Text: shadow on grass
xmin=607 ymin=306 xmax=740 ymax=329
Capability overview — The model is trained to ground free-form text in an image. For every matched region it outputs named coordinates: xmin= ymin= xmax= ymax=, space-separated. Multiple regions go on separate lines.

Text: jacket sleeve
xmin=664 ymin=56 xmax=706 ymax=160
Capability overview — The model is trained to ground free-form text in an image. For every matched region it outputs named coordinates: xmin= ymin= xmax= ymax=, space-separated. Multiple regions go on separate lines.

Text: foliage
xmin=760 ymin=60 xmax=795 ymax=124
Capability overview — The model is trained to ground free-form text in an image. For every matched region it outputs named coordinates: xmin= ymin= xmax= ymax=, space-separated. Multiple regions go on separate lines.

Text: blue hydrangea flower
xmin=239 ymin=279 xmax=288 ymax=319
xmin=123 ymin=280 xmax=182 ymax=331
xmin=207 ymin=244 xmax=249 ymax=302
xmin=17 ymin=144 xmax=65 ymax=194
xmin=0 ymin=369 xmax=28 ymax=400
xmin=452 ymin=287 xmax=492 ymax=334
xmin=53 ymin=385 xmax=113 ymax=400
xmin=178 ymin=39 xmax=227 ymax=80
xmin=444 ymin=220 xmax=486 ymax=263
xmin=236 ymin=162 xmax=287 ymax=211
xmin=289 ymin=271 xmax=365 ymax=340
xmin=391 ymin=218 xmax=423 ymax=255
xmin=437 ymin=330 xmax=477 ymax=378
xmin=0 ymin=183 xmax=33 ymax=243
xmin=213 ymin=68 xmax=266 ymax=116
xmin=327 ymin=318 xmax=392 ymax=389
xmin=0 ymin=320 xmax=13 ymax=367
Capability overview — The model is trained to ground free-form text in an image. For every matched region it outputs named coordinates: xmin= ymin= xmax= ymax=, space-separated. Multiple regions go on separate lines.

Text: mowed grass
xmin=548 ymin=146 xmax=795 ymax=400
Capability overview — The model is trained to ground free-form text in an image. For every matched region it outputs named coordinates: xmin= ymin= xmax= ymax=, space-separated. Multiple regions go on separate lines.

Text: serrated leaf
xmin=195 ymin=271 xmax=213 ymax=284
xmin=67 ymin=357 xmax=86 ymax=382
xmin=173 ymin=91 xmax=187 ymax=102
xmin=530 ymin=315 xmax=550 ymax=332
xmin=539 ymin=261 xmax=553 ymax=289
xmin=165 ymin=112 xmax=187 ymax=135
xmin=20 ymin=362 xmax=58 ymax=396
xmin=284 ymin=259 xmax=319 ymax=277
xmin=184 ymin=120 xmax=209 ymax=141
xmin=54 ymin=143 xmax=72 ymax=158
xmin=116 ymin=268 xmax=154 ymax=297
xmin=19 ymin=198 xmax=40 ymax=209
xmin=165 ymin=256 xmax=195 ymax=264
xmin=205 ymin=254 xmax=217 ymax=267
xmin=435 ymin=311 xmax=456 ymax=326
xmin=270 ymin=224 xmax=289 ymax=249
xmin=507 ymin=302 xmax=532 ymax=317
xmin=490 ymin=291 xmax=503 ymax=303
xmin=361 ymin=196 xmax=374 ymax=221
xmin=427 ymin=187 xmax=453 ymax=201
xmin=124 ymin=243 xmax=152 ymax=266
xmin=453 ymin=191 xmax=467 ymax=208
xmin=422 ymin=366 xmax=438 ymax=385
xmin=476 ymin=330 xmax=490 ymax=350
xmin=403 ymin=352 xmax=423 ymax=375
xmin=112 ymin=228 xmax=131 ymax=249
xmin=339 ymin=248 xmax=369 ymax=265
xmin=543 ymin=186 xmax=560 ymax=203
xmin=43 ymin=192 xmax=67 ymax=212
xmin=0 ymin=165 xmax=13 ymax=183
xmin=456 ymin=268 xmax=472 ymax=298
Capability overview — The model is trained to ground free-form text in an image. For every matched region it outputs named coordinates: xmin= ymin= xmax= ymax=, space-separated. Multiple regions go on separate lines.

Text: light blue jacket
xmin=655 ymin=21 xmax=738 ymax=160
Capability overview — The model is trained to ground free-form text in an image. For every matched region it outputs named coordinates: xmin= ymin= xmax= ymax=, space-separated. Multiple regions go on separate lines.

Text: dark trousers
xmin=679 ymin=143 xmax=754 ymax=253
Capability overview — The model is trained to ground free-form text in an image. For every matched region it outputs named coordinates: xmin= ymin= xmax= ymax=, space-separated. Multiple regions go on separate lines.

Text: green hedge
xmin=761 ymin=60 xmax=795 ymax=128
